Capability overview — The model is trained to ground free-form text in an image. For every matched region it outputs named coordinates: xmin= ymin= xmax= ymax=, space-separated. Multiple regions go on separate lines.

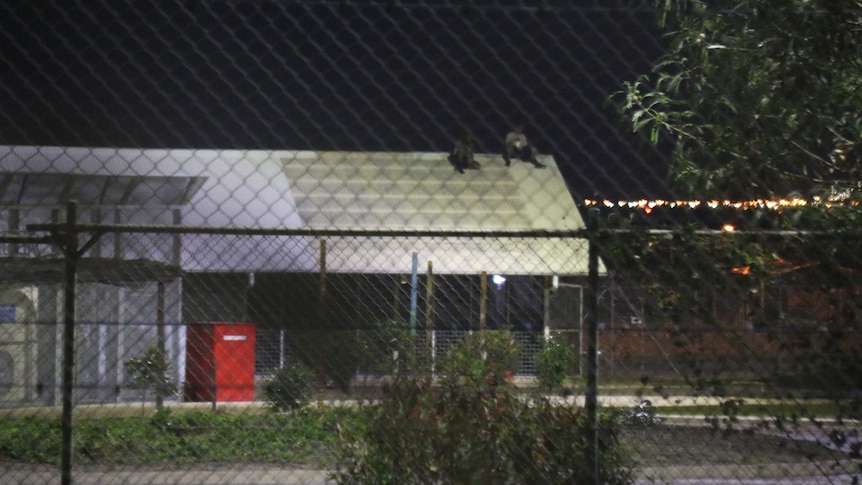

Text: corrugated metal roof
xmin=0 ymin=146 xmax=596 ymax=275
xmin=284 ymin=151 xmax=582 ymax=231
xmin=280 ymin=151 xmax=594 ymax=275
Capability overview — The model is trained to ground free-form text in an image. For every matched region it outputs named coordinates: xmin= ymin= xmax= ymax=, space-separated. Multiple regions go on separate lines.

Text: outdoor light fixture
xmin=492 ymin=274 xmax=506 ymax=290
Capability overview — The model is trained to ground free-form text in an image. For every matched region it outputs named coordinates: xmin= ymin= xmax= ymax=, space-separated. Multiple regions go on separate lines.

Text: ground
xmin=622 ymin=425 xmax=857 ymax=481
xmin=0 ymin=424 xmax=855 ymax=484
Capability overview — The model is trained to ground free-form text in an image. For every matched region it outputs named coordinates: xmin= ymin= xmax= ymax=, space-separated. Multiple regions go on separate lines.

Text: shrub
xmin=124 ymin=345 xmax=176 ymax=405
xmin=534 ymin=337 xmax=576 ymax=392
xmin=358 ymin=320 xmax=424 ymax=377
xmin=333 ymin=331 xmax=632 ymax=484
xmin=439 ymin=329 xmax=519 ymax=387
xmin=263 ymin=361 xmax=316 ymax=411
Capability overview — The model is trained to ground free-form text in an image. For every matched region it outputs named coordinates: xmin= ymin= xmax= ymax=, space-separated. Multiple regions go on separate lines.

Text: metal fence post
xmin=585 ymin=208 xmax=600 ymax=484
xmin=156 ymin=281 xmax=166 ymax=409
xmin=409 ymin=252 xmax=418 ymax=336
xmin=479 ymin=271 xmax=487 ymax=331
xmin=61 ymin=201 xmax=78 ymax=485
xmin=317 ymin=238 xmax=327 ymax=411
xmin=425 ymin=262 xmax=434 ymax=372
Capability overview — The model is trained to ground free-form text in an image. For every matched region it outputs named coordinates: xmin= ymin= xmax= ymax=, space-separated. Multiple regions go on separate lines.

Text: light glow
xmin=583 ymin=197 xmax=855 ymax=213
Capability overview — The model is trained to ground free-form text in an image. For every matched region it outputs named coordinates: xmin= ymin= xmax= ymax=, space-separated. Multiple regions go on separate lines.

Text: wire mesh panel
xmin=0 ymin=0 xmax=861 ymax=484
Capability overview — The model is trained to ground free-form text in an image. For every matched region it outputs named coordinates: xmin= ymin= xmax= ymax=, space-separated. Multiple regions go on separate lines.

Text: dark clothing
xmin=448 ymin=137 xmax=480 ymax=173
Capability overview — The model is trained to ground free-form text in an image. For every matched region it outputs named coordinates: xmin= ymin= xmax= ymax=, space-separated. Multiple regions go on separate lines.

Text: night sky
xmin=0 ymin=0 xmax=672 ymax=200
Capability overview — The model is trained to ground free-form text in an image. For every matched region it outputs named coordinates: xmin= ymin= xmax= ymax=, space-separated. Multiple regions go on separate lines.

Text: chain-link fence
xmin=0 ymin=203 xmax=858 ymax=484
xmin=2 ymin=1 xmax=861 ymax=484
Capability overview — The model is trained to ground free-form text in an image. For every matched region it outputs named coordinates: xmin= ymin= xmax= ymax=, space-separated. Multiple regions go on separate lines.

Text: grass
xmin=0 ymin=402 xmax=854 ymax=476
xmin=0 ymin=406 xmax=358 ymax=468
xmin=0 ymin=372 xmax=858 ymax=481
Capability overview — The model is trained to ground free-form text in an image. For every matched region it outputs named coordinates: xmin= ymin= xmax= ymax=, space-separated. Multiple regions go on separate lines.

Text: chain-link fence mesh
xmin=1 ymin=1 xmax=861 ymax=484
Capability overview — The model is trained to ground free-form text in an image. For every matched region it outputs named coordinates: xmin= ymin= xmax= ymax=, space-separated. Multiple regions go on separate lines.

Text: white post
xmin=279 ymin=329 xmax=285 ymax=368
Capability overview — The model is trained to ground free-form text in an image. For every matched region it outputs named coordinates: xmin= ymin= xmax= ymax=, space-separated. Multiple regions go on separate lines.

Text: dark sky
xmin=0 ymin=0 xmax=672 ymax=200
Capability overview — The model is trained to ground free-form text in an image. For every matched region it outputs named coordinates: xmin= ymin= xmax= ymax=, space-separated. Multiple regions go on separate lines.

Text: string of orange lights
xmin=582 ymin=197 xmax=859 ymax=213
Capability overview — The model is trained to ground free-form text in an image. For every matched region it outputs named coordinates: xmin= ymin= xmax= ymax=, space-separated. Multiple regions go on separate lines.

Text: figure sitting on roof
xmin=503 ymin=123 xmax=545 ymax=168
xmin=448 ymin=131 xmax=481 ymax=174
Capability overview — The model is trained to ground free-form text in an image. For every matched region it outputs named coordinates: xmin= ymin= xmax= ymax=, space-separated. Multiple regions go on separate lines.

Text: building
xmin=0 ymin=145 xmax=597 ymax=405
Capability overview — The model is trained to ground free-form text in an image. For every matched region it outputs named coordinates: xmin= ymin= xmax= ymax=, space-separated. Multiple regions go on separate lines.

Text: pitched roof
xmin=0 ymin=146 xmax=594 ymax=275
xmin=285 ymin=151 xmax=582 ymax=231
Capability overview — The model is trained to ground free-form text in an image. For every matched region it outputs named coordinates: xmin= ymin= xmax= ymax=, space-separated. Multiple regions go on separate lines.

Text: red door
xmin=213 ymin=323 xmax=256 ymax=402
xmin=185 ymin=323 xmax=256 ymax=402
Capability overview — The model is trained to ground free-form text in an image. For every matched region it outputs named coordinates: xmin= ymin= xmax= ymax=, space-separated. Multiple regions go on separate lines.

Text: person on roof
xmin=448 ymin=131 xmax=481 ymax=174
xmin=503 ymin=123 xmax=545 ymax=168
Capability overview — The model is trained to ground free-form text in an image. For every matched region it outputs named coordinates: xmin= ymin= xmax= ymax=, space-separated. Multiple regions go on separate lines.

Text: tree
xmin=619 ymin=0 xmax=862 ymax=201
xmin=607 ymin=1 xmax=862 ymax=399
xmin=611 ymin=0 xmax=862 ymax=314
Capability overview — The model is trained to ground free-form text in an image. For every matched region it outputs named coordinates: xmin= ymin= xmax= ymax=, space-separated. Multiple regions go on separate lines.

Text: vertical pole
xmin=610 ymin=280 xmax=615 ymax=378
xmin=479 ymin=272 xmax=487 ymax=331
xmin=61 ymin=201 xmax=78 ymax=485
xmin=579 ymin=283 xmax=584 ymax=366
xmin=543 ymin=275 xmax=551 ymax=333
xmin=579 ymin=285 xmax=585 ymax=378
xmin=210 ymin=324 xmax=217 ymax=412
xmin=279 ymin=329 xmax=285 ymax=369
xmin=156 ymin=281 xmax=166 ymax=410
xmin=431 ymin=330 xmax=437 ymax=374
xmin=585 ymin=208 xmax=600 ymax=484
xmin=409 ymin=252 xmax=418 ymax=337
xmin=171 ymin=209 xmax=182 ymax=265
xmin=392 ymin=276 xmax=400 ymax=321
xmin=317 ymin=239 xmax=327 ymax=411
xmin=91 ymin=208 xmax=102 ymax=257
xmin=113 ymin=209 xmax=122 ymax=258
xmin=425 ymin=262 xmax=434 ymax=370
xmin=9 ymin=208 xmax=19 ymax=256
xmin=244 ymin=272 xmax=255 ymax=323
